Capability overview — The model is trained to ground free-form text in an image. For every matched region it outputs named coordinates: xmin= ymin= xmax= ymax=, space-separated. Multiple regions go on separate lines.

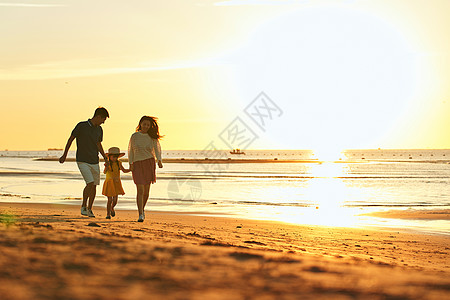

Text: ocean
xmin=1 ymin=149 xmax=449 ymax=235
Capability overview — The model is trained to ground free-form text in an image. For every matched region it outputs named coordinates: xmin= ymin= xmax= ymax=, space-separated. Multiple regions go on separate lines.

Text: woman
xmin=128 ymin=116 xmax=163 ymax=222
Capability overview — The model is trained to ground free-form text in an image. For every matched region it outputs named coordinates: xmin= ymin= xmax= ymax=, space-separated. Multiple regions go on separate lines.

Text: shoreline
xmin=2 ymin=198 xmax=450 ymax=236
xmin=35 ymin=157 xmax=321 ymax=163
xmin=33 ymin=157 xmax=450 ymax=164
xmin=1 ymin=201 xmax=450 ymax=299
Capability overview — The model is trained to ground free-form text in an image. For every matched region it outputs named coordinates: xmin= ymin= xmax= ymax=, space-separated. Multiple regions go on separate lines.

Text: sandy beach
xmin=0 ymin=202 xmax=449 ymax=299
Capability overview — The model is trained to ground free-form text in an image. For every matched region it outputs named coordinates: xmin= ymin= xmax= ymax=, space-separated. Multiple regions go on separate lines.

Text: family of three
xmin=59 ymin=107 xmax=163 ymax=222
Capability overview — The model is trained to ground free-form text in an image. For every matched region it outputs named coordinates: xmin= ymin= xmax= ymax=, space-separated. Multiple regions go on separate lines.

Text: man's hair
xmin=93 ymin=107 xmax=109 ymax=118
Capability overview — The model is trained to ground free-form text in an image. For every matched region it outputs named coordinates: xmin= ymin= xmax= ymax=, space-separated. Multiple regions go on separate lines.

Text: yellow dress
xmin=102 ymin=161 xmax=125 ymax=197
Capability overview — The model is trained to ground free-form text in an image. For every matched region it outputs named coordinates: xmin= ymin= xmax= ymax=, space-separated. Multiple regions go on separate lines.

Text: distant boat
xmin=230 ymin=149 xmax=245 ymax=155
xmin=48 ymin=148 xmax=63 ymax=151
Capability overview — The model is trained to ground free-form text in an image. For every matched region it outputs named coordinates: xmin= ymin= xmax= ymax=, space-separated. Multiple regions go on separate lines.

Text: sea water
xmin=1 ymin=150 xmax=449 ymax=235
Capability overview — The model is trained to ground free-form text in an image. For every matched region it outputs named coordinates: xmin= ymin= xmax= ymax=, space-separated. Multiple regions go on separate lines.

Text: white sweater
xmin=128 ymin=132 xmax=162 ymax=164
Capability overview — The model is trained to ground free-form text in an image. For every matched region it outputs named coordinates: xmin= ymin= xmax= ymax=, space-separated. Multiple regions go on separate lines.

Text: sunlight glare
xmin=313 ymin=148 xmax=345 ymax=162
xmin=226 ymin=5 xmax=418 ymax=150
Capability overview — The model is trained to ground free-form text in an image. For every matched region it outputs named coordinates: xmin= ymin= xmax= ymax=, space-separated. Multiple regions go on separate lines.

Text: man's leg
xmin=87 ymin=183 xmax=96 ymax=210
xmin=82 ymin=183 xmax=94 ymax=208
xmin=78 ymin=162 xmax=96 ymax=213
xmin=86 ymin=163 xmax=100 ymax=216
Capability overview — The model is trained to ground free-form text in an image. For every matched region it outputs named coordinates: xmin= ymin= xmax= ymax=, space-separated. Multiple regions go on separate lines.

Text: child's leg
xmin=112 ymin=196 xmax=118 ymax=209
xmin=106 ymin=196 xmax=113 ymax=217
xmin=111 ymin=196 xmax=118 ymax=217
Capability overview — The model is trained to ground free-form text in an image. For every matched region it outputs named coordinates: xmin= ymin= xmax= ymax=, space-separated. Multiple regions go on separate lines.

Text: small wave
xmin=0 ymin=193 xmax=25 ymax=198
xmin=157 ymin=175 xmax=450 ymax=180
xmin=239 ymin=200 xmax=312 ymax=207
xmin=150 ymin=197 xmax=314 ymax=207
xmin=345 ymin=203 xmax=450 ymax=207
xmin=145 ymin=197 xmax=450 ymax=209
xmin=1 ymin=170 xmax=449 ymax=181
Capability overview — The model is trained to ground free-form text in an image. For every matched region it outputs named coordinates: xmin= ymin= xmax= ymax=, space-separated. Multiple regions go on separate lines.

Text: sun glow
xmin=226 ymin=5 xmax=420 ymax=150
xmin=313 ymin=148 xmax=345 ymax=162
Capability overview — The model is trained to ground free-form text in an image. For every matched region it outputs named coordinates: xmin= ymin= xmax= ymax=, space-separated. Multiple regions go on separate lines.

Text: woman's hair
xmin=136 ymin=116 xmax=162 ymax=140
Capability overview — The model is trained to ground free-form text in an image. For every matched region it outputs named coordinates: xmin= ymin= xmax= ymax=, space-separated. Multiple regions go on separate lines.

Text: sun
xmin=225 ymin=5 xmax=419 ymax=150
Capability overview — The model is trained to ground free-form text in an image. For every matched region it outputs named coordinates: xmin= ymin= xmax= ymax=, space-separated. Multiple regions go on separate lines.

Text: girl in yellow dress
xmin=102 ymin=147 xmax=130 ymax=219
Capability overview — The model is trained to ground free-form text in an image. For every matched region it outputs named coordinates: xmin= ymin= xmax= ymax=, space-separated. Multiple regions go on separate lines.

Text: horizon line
xmin=3 ymin=148 xmax=450 ymax=152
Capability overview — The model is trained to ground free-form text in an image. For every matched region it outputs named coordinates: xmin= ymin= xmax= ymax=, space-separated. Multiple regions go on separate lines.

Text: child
xmin=102 ymin=147 xmax=130 ymax=219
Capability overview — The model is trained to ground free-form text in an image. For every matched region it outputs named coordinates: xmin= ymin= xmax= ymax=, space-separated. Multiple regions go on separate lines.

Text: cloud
xmin=0 ymin=58 xmax=218 ymax=80
xmin=212 ymin=0 xmax=366 ymax=6
xmin=0 ymin=3 xmax=65 ymax=7
xmin=214 ymin=0 xmax=307 ymax=6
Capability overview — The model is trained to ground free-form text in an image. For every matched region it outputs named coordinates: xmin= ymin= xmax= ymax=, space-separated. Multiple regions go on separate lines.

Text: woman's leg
xmin=142 ymin=184 xmax=150 ymax=210
xmin=136 ymin=184 xmax=145 ymax=216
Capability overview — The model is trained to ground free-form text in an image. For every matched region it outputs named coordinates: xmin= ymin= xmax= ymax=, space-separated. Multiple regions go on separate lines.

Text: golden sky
xmin=1 ymin=0 xmax=449 ymax=152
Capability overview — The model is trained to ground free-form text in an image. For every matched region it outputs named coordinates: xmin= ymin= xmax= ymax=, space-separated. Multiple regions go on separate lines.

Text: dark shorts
xmin=132 ymin=158 xmax=156 ymax=185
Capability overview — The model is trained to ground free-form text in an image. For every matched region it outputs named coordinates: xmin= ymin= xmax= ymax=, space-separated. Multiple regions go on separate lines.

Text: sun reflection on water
xmin=244 ymin=162 xmax=368 ymax=228
xmin=307 ymin=162 xmax=346 ymax=178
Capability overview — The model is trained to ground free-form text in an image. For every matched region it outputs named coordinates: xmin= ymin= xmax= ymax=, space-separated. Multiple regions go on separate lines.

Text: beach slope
xmin=1 ymin=202 xmax=449 ymax=299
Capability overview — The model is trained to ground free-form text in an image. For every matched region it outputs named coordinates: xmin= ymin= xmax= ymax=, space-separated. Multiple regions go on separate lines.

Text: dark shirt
xmin=71 ymin=119 xmax=103 ymax=164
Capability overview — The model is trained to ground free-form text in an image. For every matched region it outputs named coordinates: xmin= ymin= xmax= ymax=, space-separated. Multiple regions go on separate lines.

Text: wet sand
xmin=1 ymin=202 xmax=449 ymax=299
xmin=362 ymin=209 xmax=450 ymax=220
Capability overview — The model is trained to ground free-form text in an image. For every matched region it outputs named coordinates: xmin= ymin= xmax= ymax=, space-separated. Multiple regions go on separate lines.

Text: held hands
xmin=128 ymin=162 xmax=162 ymax=170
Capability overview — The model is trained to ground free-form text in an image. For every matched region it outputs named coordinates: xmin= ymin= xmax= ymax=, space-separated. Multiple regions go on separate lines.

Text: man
xmin=59 ymin=107 xmax=109 ymax=217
